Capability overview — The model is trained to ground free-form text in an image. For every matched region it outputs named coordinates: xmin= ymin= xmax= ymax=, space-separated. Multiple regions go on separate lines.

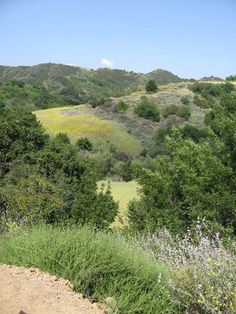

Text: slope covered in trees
xmin=0 ymin=63 xmax=182 ymax=107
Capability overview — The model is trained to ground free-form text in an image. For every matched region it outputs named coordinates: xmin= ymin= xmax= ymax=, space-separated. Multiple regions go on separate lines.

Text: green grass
xmin=0 ymin=225 xmax=180 ymax=313
xmin=35 ymin=105 xmax=142 ymax=157
xmin=98 ymin=180 xmax=139 ymax=228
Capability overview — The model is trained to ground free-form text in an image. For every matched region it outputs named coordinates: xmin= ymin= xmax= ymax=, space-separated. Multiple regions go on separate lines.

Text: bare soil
xmin=0 ymin=264 xmax=106 ymax=314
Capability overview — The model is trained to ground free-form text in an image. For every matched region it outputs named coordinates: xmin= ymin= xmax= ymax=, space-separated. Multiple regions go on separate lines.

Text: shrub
xmin=76 ymin=137 xmax=93 ymax=151
xmin=181 ymin=124 xmax=208 ymax=143
xmin=145 ymin=79 xmax=158 ymax=93
xmin=115 ymin=101 xmax=128 ymax=113
xmin=0 ymin=173 xmax=63 ymax=224
xmin=163 ymin=105 xmax=191 ymax=120
xmin=140 ymin=221 xmax=236 ymax=314
xmin=134 ymin=98 xmax=160 ymax=122
xmin=129 ymin=134 xmax=236 ymax=235
xmin=193 ymin=95 xmax=211 ymax=108
xmin=180 ymin=96 xmax=190 ymax=106
xmin=163 ymin=105 xmax=179 ymax=118
xmin=177 ymin=105 xmax=191 ymax=120
xmin=226 ymin=75 xmax=236 ymax=81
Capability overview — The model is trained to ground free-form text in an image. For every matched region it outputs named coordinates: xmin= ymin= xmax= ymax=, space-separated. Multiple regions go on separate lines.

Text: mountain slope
xmin=147 ymin=69 xmax=182 ymax=84
xmin=0 ymin=63 xmax=182 ymax=106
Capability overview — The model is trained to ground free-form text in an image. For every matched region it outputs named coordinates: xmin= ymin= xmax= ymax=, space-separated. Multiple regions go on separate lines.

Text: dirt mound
xmin=0 ymin=264 xmax=106 ymax=314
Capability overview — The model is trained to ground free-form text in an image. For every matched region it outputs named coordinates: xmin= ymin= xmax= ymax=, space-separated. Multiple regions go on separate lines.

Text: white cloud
xmin=100 ymin=58 xmax=114 ymax=68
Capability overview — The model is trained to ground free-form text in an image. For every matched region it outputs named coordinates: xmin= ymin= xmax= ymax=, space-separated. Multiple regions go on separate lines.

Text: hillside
xmin=35 ymin=82 xmax=208 ymax=154
xmin=0 ymin=63 xmax=182 ymax=106
xmin=35 ymin=105 xmax=143 ymax=157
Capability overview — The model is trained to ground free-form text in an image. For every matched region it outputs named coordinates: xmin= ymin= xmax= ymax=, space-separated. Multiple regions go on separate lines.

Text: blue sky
xmin=0 ymin=0 xmax=235 ymax=78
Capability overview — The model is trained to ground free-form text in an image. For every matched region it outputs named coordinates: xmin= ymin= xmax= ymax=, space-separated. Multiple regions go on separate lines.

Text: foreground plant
xmin=140 ymin=220 xmax=236 ymax=313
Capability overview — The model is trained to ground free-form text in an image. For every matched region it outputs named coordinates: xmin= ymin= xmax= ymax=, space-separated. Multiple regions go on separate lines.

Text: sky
xmin=0 ymin=0 xmax=236 ymax=78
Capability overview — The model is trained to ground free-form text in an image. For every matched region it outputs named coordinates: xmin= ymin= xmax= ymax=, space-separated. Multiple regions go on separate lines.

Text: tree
xmin=76 ymin=137 xmax=93 ymax=151
xmin=146 ymin=79 xmax=158 ymax=93
xmin=0 ymin=109 xmax=118 ymax=230
xmin=0 ymin=108 xmax=48 ymax=176
xmin=134 ymin=98 xmax=160 ymax=122
xmin=0 ymin=172 xmax=63 ymax=225
xmin=129 ymin=131 xmax=236 ymax=235
xmin=226 ymin=75 xmax=236 ymax=81
xmin=115 ymin=101 xmax=128 ymax=113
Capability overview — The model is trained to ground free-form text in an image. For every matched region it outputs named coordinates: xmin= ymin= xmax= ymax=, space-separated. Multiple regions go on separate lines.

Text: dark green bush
xmin=116 ymin=100 xmax=128 ymax=113
xmin=181 ymin=125 xmax=208 ymax=143
xmin=193 ymin=95 xmax=211 ymax=108
xmin=177 ymin=105 xmax=191 ymax=120
xmin=76 ymin=137 xmax=93 ymax=151
xmin=163 ymin=105 xmax=191 ymax=120
xmin=145 ymin=79 xmax=158 ymax=93
xmin=226 ymin=75 xmax=236 ymax=81
xmin=134 ymin=98 xmax=160 ymax=122
xmin=180 ymin=96 xmax=190 ymax=106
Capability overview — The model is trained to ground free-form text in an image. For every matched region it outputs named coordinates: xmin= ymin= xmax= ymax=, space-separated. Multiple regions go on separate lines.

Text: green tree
xmin=0 ymin=172 xmax=63 ymax=225
xmin=134 ymin=98 xmax=160 ymax=122
xmin=76 ymin=137 xmax=93 ymax=151
xmin=0 ymin=108 xmax=48 ymax=176
xmin=116 ymin=101 xmax=128 ymax=113
xmin=129 ymin=131 xmax=236 ymax=235
xmin=146 ymin=79 xmax=158 ymax=93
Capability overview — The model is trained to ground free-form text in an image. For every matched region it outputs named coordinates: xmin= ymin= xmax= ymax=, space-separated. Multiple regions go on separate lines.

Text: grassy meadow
xmin=35 ymin=105 xmax=143 ymax=157
xmin=98 ymin=180 xmax=139 ymax=227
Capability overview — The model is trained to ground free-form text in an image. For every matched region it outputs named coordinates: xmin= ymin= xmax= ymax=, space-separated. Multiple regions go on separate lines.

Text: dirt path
xmin=0 ymin=264 xmax=106 ymax=314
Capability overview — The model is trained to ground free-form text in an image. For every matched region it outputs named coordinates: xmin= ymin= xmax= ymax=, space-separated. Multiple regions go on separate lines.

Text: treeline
xmin=0 ymin=80 xmax=59 ymax=110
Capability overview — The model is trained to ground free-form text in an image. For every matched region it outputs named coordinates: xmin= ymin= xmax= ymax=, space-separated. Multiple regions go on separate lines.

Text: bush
xmin=115 ymin=101 xmax=128 ymax=113
xmin=129 ymin=134 xmax=236 ymax=235
xmin=163 ymin=105 xmax=179 ymax=118
xmin=193 ymin=95 xmax=212 ymax=108
xmin=141 ymin=221 xmax=236 ymax=314
xmin=177 ymin=105 xmax=191 ymax=120
xmin=134 ymin=98 xmax=160 ymax=122
xmin=145 ymin=79 xmax=158 ymax=93
xmin=226 ymin=75 xmax=236 ymax=81
xmin=0 ymin=173 xmax=63 ymax=224
xmin=163 ymin=105 xmax=191 ymax=120
xmin=0 ymin=225 xmax=178 ymax=313
xmin=76 ymin=137 xmax=93 ymax=151
xmin=180 ymin=96 xmax=190 ymax=106
xmin=181 ymin=124 xmax=208 ymax=143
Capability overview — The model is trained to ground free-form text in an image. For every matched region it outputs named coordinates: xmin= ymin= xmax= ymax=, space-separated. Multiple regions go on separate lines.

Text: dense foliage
xmin=0 ymin=64 xmax=182 ymax=107
xmin=0 ymin=79 xmax=236 ymax=313
xmin=145 ymin=79 xmax=158 ymax=93
xmin=129 ymin=92 xmax=236 ymax=235
xmin=0 ymin=108 xmax=118 ymax=230
xmin=163 ymin=104 xmax=191 ymax=120
xmin=0 ymin=80 xmax=58 ymax=110
xmin=134 ymin=97 xmax=160 ymax=122
xmin=226 ymin=75 xmax=236 ymax=81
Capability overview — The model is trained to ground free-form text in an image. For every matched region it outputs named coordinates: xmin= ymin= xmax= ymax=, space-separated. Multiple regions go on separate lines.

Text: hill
xmin=0 ymin=63 xmax=182 ymax=107
xmin=35 ymin=105 xmax=143 ymax=157
xmin=35 ymin=83 xmax=208 ymax=155
xmin=147 ymin=69 xmax=182 ymax=84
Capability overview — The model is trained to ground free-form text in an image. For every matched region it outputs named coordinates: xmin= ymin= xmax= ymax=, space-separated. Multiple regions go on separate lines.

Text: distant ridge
xmin=199 ymin=75 xmax=224 ymax=82
xmin=0 ymin=63 xmax=183 ymax=105
xmin=147 ymin=69 xmax=182 ymax=84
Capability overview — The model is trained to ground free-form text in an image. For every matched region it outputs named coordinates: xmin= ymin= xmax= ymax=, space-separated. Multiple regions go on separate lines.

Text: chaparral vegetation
xmin=0 ymin=63 xmax=236 ymax=313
